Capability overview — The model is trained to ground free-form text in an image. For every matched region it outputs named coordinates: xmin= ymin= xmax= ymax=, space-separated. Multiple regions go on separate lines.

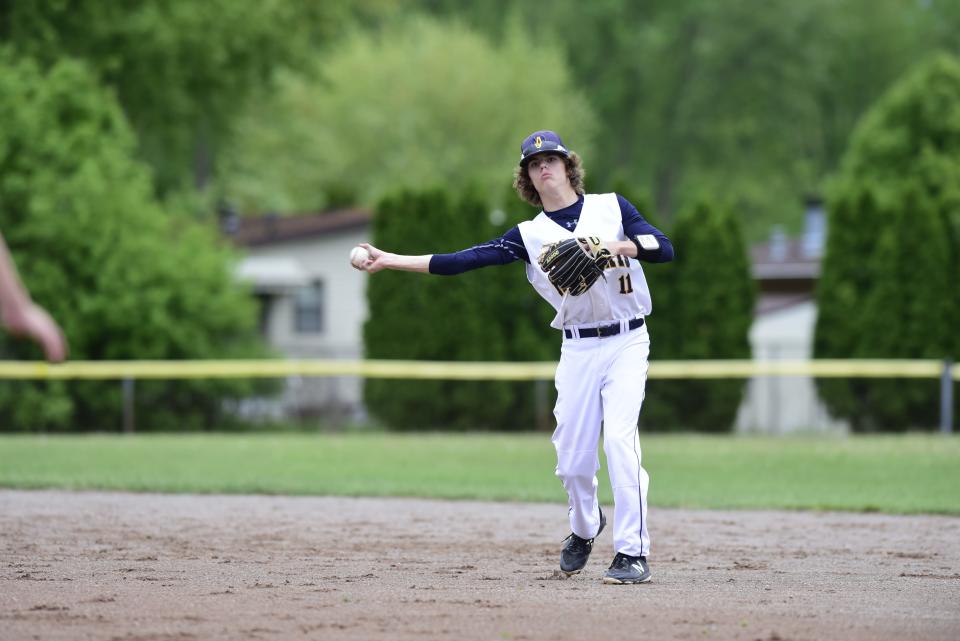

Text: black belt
xmin=564 ymin=317 xmax=644 ymax=339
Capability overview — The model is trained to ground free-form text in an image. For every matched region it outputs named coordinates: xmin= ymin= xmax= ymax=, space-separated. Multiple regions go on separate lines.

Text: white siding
xmin=238 ymin=226 xmax=370 ymax=419
xmin=735 ymin=301 xmax=847 ymax=433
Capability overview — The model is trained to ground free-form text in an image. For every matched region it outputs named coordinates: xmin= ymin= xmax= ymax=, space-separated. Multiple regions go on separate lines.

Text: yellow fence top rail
xmin=0 ymin=359 xmax=954 ymax=381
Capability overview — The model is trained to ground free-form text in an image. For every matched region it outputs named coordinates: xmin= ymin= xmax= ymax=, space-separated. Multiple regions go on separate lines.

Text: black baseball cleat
xmin=560 ymin=507 xmax=606 ymax=575
xmin=602 ymin=552 xmax=652 ymax=584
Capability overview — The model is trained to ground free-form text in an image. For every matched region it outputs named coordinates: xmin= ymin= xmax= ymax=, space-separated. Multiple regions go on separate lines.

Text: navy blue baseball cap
xmin=519 ymin=130 xmax=570 ymax=166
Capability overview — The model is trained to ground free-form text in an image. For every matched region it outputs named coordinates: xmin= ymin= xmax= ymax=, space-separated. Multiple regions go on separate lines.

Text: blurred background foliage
xmin=0 ymin=51 xmax=277 ymax=430
xmin=363 ymin=187 xmax=516 ymax=429
xmin=218 ymin=15 xmax=595 ymax=213
xmin=0 ymin=0 xmax=394 ymax=197
xmin=641 ymin=198 xmax=755 ymax=431
xmin=6 ymin=0 xmax=953 ymax=233
xmin=412 ymin=0 xmax=959 ymax=233
xmin=0 ymin=1 xmax=958 ymax=431
xmin=814 ymin=53 xmax=960 ymax=431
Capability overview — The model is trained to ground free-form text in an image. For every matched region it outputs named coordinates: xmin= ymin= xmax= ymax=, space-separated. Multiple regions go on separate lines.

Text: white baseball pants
xmin=552 ymin=323 xmax=651 ymax=557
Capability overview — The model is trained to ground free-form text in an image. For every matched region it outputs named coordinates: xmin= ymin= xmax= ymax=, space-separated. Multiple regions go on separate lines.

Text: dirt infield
xmin=1 ymin=490 xmax=958 ymax=641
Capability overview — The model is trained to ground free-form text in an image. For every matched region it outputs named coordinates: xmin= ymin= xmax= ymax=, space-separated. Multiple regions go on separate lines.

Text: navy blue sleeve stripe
xmin=501 ymin=226 xmax=530 ymax=263
xmin=428 ymin=226 xmax=529 ymax=275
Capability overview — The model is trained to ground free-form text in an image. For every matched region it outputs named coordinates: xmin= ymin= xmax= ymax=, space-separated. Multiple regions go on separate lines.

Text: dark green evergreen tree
xmin=486 ymin=186 xmax=562 ymax=430
xmin=814 ymin=54 xmax=960 ymax=430
xmin=605 ymin=183 xmax=682 ymax=430
xmin=363 ymin=187 xmax=516 ymax=430
xmin=813 ymin=181 xmax=885 ymax=423
xmin=642 ymin=199 xmax=755 ymax=431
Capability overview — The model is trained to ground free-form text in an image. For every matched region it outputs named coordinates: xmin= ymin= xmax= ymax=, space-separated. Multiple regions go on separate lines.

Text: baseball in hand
xmin=350 ymin=246 xmax=370 ymax=269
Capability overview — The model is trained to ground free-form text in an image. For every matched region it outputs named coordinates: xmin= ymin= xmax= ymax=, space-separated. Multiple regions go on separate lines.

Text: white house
xmin=228 ymin=203 xmax=844 ymax=432
xmin=227 ymin=208 xmax=372 ymax=420
xmin=735 ymin=200 xmax=847 ymax=433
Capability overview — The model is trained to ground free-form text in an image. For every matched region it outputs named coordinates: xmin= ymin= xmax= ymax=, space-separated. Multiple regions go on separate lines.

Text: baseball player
xmin=354 ymin=130 xmax=673 ymax=584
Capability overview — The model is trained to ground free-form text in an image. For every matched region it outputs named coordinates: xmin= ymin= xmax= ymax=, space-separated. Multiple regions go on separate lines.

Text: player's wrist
xmin=609 ymin=240 xmax=636 ymax=258
xmin=630 ymin=234 xmax=661 ymax=257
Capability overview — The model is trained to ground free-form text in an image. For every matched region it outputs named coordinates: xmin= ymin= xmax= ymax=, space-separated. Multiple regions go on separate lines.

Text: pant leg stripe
xmin=635 ymin=359 xmax=649 ymax=555
xmin=632 ymin=426 xmax=643 ymax=554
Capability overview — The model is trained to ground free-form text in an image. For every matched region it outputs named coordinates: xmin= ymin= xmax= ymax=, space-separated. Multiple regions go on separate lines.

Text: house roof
xmin=751 ymin=236 xmax=821 ymax=280
xmin=755 ymin=292 xmax=814 ymax=315
xmin=226 ymin=208 xmax=372 ymax=247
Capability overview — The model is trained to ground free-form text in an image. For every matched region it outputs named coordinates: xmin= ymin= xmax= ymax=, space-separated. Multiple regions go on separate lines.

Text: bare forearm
xmin=606 ymin=237 xmax=674 ymax=263
xmin=379 ymin=253 xmax=432 ymax=273
xmin=606 ymin=240 xmax=638 ymax=259
xmin=0 ymin=233 xmax=68 ymax=361
xmin=0 ymin=235 xmax=31 ymax=320
xmin=355 ymin=243 xmax=432 ymax=274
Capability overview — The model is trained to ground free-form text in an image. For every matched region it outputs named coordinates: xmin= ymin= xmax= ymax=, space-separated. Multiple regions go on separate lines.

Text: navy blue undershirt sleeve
xmin=617 ymin=194 xmax=674 ymax=263
xmin=428 ymin=226 xmax=529 ymax=275
xmin=428 ymin=194 xmax=672 ymax=275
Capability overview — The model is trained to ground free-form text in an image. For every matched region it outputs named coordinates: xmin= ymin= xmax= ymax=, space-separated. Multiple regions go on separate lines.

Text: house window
xmin=255 ymin=293 xmax=272 ymax=335
xmin=294 ymin=280 xmax=324 ymax=334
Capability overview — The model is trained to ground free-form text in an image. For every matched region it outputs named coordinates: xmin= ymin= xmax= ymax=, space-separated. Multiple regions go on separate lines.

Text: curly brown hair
xmin=512 ymin=152 xmax=586 ymax=208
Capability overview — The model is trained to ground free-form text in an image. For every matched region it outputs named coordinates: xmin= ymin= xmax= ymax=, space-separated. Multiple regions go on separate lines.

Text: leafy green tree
xmin=218 ymin=15 xmax=595 ymax=214
xmin=417 ymin=0 xmax=936 ymax=236
xmin=642 ymin=199 xmax=755 ymax=431
xmin=0 ymin=0 xmax=389 ymax=193
xmin=0 ymin=52 xmax=272 ymax=431
xmin=814 ymin=54 xmax=960 ymax=431
xmin=923 ymin=1 xmax=960 ymax=56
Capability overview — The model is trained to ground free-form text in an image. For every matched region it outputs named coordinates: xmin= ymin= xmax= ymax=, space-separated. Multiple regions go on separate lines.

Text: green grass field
xmin=0 ymin=433 xmax=957 ymax=514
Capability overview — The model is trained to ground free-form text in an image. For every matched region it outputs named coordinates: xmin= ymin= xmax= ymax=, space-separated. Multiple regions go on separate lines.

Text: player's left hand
xmin=538 ymin=236 xmax=608 ymax=296
xmin=582 ymin=237 xmax=614 ymax=265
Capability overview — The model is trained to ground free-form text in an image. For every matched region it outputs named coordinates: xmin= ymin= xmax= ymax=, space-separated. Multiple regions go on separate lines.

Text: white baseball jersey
xmin=517 ymin=192 xmax=653 ymax=329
